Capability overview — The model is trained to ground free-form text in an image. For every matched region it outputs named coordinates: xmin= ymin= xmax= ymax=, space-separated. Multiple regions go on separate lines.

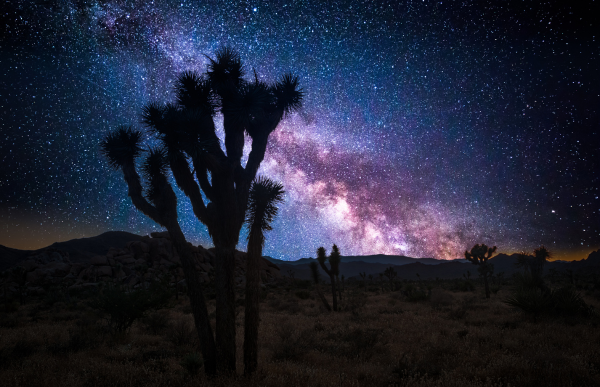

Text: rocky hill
xmin=0 ymin=231 xmax=280 ymax=297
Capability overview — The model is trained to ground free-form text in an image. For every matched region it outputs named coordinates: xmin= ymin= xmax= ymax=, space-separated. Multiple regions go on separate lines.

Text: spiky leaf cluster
xmin=141 ymin=148 xmax=169 ymax=205
xmin=274 ymin=73 xmax=303 ymax=115
xmin=175 ymin=71 xmax=214 ymax=113
xmin=245 ymin=176 xmax=285 ymax=234
xmin=206 ymin=47 xmax=245 ymax=94
xmin=100 ymin=126 xmax=142 ymax=169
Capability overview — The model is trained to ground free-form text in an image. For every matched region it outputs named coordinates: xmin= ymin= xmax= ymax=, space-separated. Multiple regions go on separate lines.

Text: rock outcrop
xmin=0 ymin=232 xmax=280 ymax=296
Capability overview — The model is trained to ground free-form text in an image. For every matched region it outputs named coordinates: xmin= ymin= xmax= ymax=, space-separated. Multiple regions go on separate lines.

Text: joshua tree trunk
xmin=214 ymin=244 xmax=237 ymax=373
xmin=329 ymin=274 xmax=338 ymax=312
xmin=165 ymin=218 xmax=217 ymax=375
xmin=483 ymin=273 xmax=490 ymax=299
xmin=244 ymin=231 xmax=262 ymax=374
xmin=315 ymin=284 xmax=332 ymax=311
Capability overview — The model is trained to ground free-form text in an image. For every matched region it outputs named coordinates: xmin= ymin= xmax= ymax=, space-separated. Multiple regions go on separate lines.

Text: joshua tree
xmin=464 ymin=244 xmax=497 ymax=298
xmin=383 ymin=266 xmax=397 ymax=292
xmin=317 ymin=245 xmax=341 ymax=311
xmin=309 ymin=261 xmax=332 ymax=311
xmin=244 ymin=177 xmax=284 ymax=375
xmin=359 ymin=272 xmax=367 ymax=291
xmin=101 ymin=48 xmax=302 ymax=374
xmin=516 ymin=246 xmax=551 ymax=292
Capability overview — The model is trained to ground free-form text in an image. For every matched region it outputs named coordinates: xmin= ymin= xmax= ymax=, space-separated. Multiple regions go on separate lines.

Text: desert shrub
xmin=295 ymin=290 xmax=311 ymax=300
xmin=504 ymin=285 xmax=595 ymax=319
xmin=403 ymin=283 xmax=430 ymax=302
xmin=450 ymin=279 xmax=475 ymax=292
xmin=291 ymin=280 xmax=312 ymax=290
xmin=270 ymin=298 xmax=303 ymax=314
xmin=271 ymin=319 xmax=313 ymax=362
xmin=3 ymin=300 xmax=19 ymax=313
xmin=51 ymin=315 xmax=105 ymax=353
xmin=447 ymin=305 xmax=467 ymax=320
xmin=429 ymin=288 xmax=454 ymax=309
xmin=342 ymin=327 xmax=385 ymax=360
xmin=167 ymin=317 xmax=195 ymax=347
xmin=90 ymin=283 xmax=170 ymax=333
xmin=179 ymin=352 xmax=203 ymax=376
xmin=0 ymin=312 xmax=18 ymax=328
xmin=504 ymin=287 xmax=552 ymax=316
xmin=345 ymin=289 xmax=367 ymax=313
xmin=392 ymin=352 xmax=444 ymax=381
xmin=490 ymin=283 xmax=501 ymax=294
xmin=142 ymin=310 xmax=170 ymax=335
xmin=1 ymin=337 xmax=37 ymax=367
xmin=551 ymin=287 xmax=594 ymax=317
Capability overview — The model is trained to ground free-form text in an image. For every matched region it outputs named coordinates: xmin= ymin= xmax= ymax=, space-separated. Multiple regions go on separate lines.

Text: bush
xmin=504 ymin=285 xmax=595 ymax=319
xmin=403 ymin=283 xmax=430 ymax=302
xmin=168 ymin=318 xmax=195 ymax=347
xmin=295 ymin=290 xmax=311 ymax=300
xmin=0 ymin=312 xmax=18 ymax=328
xmin=179 ymin=352 xmax=203 ymax=376
xmin=89 ymin=283 xmax=170 ymax=333
xmin=429 ymin=288 xmax=454 ymax=309
xmin=450 ymin=279 xmax=475 ymax=292
xmin=142 ymin=310 xmax=170 ymax=335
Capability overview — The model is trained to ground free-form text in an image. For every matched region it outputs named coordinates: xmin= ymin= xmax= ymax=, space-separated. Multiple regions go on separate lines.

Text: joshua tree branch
xmin=121 ymin=162 xmax=162 ymax=225
xmin=192 ymin=157 xmax=215 ymax=202
xmin=243 ymin=134 xmax=269 ymax=183
xmin=168 ymin=151 xmax=211 ymax=226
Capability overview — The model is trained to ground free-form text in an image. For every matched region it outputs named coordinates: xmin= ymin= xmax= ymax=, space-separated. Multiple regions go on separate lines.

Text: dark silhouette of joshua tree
xmin=101 ymin=48 xmax=302 ymax=375
xmin=464 ymin=244 xmax=497 ymax=298
xmin=516 ymin=246 xmax=551 ymax=292
xmin=383 ymin=266 xmax=397 ymax=292
xmin=243 ymin=176 xmax=284 ymax=375
xmin=309 ymin=261 xmax=332 ymax=311
xmin=317 ymin=245 xmax=341 ymax=311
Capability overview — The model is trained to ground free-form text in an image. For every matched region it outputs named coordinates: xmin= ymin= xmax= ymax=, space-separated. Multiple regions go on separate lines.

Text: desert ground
xmin=1 ymin=277 xmax=599 ymax=387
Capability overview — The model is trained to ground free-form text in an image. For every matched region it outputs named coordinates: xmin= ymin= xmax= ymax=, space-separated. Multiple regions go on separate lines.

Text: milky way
xmin=1 ymin=1 xmax=598 ymax=260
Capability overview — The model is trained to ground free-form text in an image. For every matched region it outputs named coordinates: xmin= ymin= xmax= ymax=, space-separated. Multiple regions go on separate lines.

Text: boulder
xmin=27 ymin=286 xmax=45 ymax=295
xmin=44 ymin=261 xmax=71 ymax=277
xmin=21 ymin=259 xmax=39 ymax=272
xmin=96 ymin=266 xmax=113 ymax=277
xmin=25 ymin=269 xmax=46 ymax=285
xmin=90 ymin=255 xmax=109 ymax=266
xmin=69 ymin=264 xmax=85 ymax=276
xmin=129 ymin=241 xmax=150 ymax=257
xmin=151 ymin=231 xmax=170 ymax=239
xmin=118 ymin=255 xmax=136 ymax=265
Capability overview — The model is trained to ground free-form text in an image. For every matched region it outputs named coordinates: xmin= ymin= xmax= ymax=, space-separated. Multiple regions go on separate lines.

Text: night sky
xmin=1 ymin=1 xmax=598 ymax=261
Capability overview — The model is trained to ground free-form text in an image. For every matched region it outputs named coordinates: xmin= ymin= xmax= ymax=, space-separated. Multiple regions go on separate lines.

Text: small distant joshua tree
xmin=309 ymin=261 xmax=332 ymax=312
xmin=464 ymin=244 xmax=497 ymax=298
xmin=383 ymin=266 xmax=397 ymax=292
xmin=317 ymin=245 xmax=341 ymax=311
xmin=516 ymin=246 xmax=551 ymax=292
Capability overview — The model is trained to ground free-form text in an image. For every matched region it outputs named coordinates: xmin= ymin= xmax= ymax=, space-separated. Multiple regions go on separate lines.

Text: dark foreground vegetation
xmin=1 ymin=270 xmax=599 ymax=387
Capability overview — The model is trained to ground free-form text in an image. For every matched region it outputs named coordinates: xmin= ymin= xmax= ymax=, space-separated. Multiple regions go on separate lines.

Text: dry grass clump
xmin=0 ymin=280 xmax=599 ymax=386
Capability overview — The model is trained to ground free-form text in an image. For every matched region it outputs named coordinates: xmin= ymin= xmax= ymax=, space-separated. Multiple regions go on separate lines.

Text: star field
xmin=1 ymin=0 xmax=598 ymax=261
